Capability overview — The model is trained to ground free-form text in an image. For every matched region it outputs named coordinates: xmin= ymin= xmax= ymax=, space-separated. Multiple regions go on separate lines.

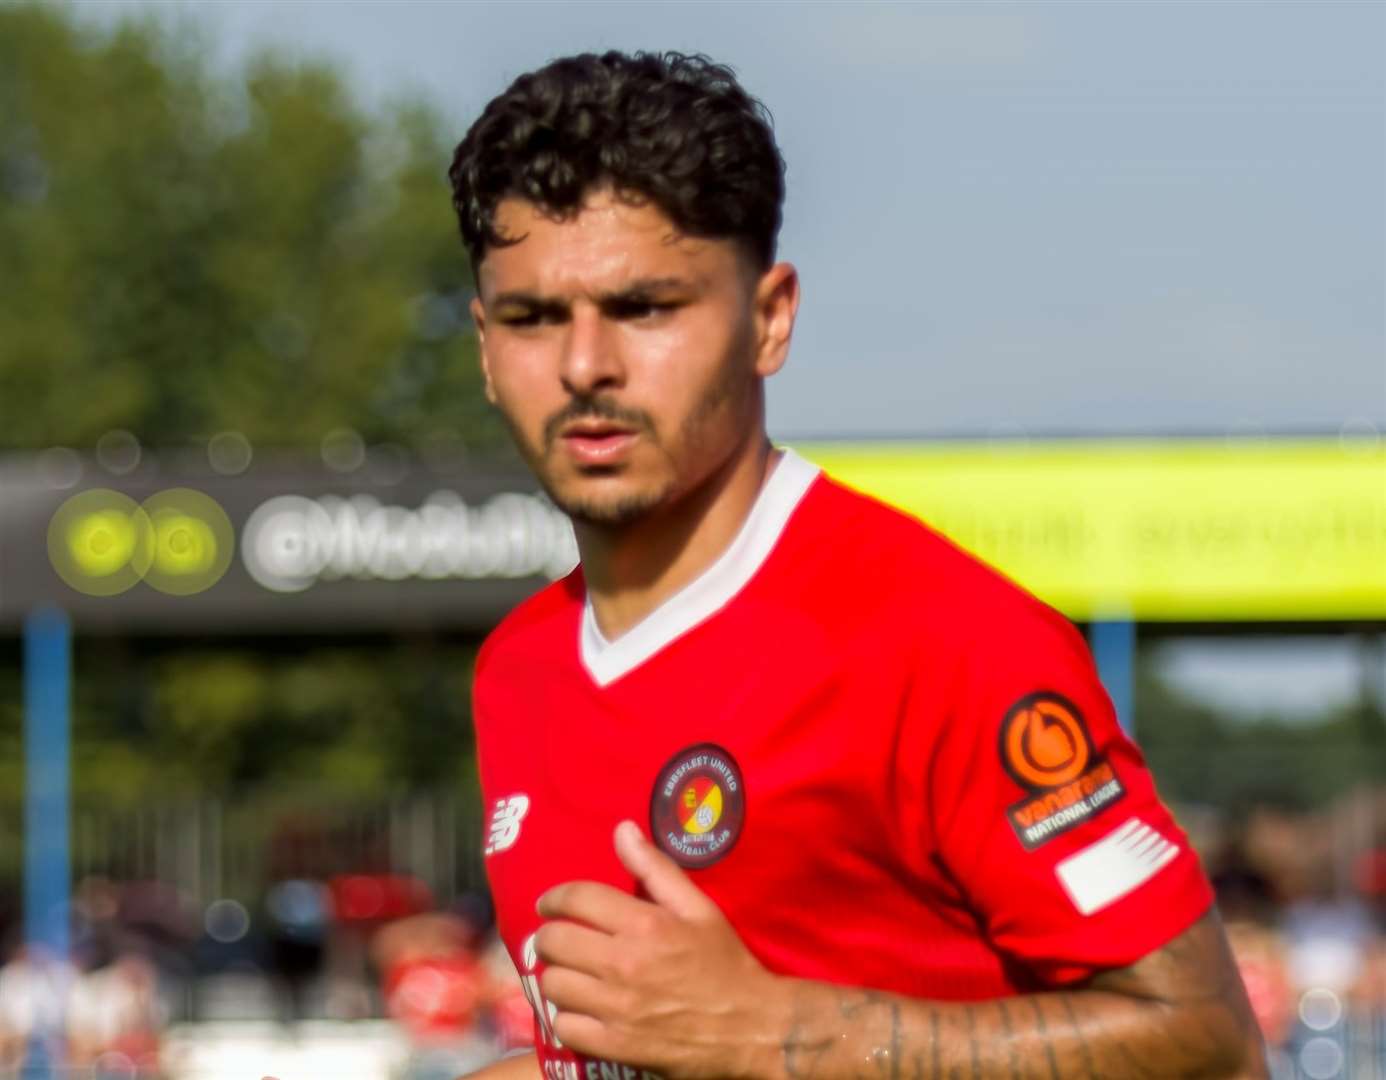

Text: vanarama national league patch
xmin=999 ymin=691 xmax=1126 ymax=850
xmin=650 ymin=743 xmax=745 ymax=869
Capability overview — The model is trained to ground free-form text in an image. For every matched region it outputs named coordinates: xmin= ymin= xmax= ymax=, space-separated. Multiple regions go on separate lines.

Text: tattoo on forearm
xmin=1028 ymin=997 xmax=1061 ymax=1080
xmin=994 ymin=999 xmax=1021 ymax=1080
xmin=1057 ymin=994 xmax=1097 ymax=1078
xmin=781 ymin=985 xmax=834 ymax=1080
xmin=776 ymin=913 xmax=1261 ymax=1080
xmin=963 ymin=1006 xmax=980 ymax=1080
xmin=889 ymin=999 xmax=902 ymax=1080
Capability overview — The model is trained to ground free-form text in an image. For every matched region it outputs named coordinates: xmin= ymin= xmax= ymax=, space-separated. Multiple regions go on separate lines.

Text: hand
xmin=535 ymin=820 xmax=786 ymax=1080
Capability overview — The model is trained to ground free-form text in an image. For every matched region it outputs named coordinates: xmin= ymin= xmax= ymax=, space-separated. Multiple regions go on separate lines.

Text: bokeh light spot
xmin=47 ymin=489 xmax=153 ymax=596
xmin=95 ymin=429 xmax=141 ymax=475
xmin=1299 ymin=987 xmax=1343 ymax=1032
xmin=208 ymin=431 xmax=253 ymax=476
xmin=321 ymin=427 xmax=365 ymax=473
xmin=1299 ymin=1036 xmax=1344 ymax=1080
xmin=204 ymin=898 xmax=250 ymax=944
xmin=140 ymin=489 xmax=234 ymax=595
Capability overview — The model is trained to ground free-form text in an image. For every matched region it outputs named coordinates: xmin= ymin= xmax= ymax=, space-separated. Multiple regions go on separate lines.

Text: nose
xmin=559 ymin=303 xmax=625 ymax=397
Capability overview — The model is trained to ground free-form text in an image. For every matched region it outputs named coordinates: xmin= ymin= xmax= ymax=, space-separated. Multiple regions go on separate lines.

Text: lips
xmin=559 ymin=422 xmax=638 ymax=465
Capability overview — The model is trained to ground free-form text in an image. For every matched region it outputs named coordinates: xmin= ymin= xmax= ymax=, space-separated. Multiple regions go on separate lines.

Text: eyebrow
xmin=489 ymin=276 xmax=695 ymax=309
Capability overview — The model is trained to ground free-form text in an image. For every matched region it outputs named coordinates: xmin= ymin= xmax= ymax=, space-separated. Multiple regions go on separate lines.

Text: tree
xmin=0 ymin=2 xmax=504 ymax=454
xmin=0 ymin=5 xmax=499 ymax=876
xmin=1134 ymin=654 xmax=1382 ymax=812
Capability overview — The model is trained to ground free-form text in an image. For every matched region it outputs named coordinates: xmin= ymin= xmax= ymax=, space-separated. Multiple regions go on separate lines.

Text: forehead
xmin=477 ymin=190 xmax=743 ymax=298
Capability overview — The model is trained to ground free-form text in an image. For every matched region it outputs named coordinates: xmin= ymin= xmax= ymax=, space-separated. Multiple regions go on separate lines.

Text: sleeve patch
xmin=1000 ymin=691 xmax=1127 ymax=849
xmin=1055 ymin=817 xmax=1180 ymax=915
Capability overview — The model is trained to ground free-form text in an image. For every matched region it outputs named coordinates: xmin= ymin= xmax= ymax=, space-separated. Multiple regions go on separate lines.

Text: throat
xmin=582 ymin=444 xmax=781 ymax=643
xmin=575 ymin=447 xmax=819 ymax=688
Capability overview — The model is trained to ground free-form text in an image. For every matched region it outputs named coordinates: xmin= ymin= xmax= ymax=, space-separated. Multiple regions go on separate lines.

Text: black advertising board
xmin=0 ymin=452 xmax=576 ymax=634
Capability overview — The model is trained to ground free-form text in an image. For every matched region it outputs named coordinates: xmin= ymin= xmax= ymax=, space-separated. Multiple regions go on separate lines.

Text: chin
xmin=551 ymin=478 xmax=673 ymax=528
xmin=561 ymin=493 xmax=666 ymax=528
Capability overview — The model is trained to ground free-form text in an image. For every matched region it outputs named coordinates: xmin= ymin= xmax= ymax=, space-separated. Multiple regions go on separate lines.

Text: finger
xmin=537 ymin=879 xmax=654 ymax=932
xmin=541 ymin=962 xmax=627 ymax=1020
xmin=550 ymin=1009 xmax=618 ymax=1062
xmin=614 ymin=819 xmax=720 ymax=920
xmin=534 ymin=919 xmax=621 ymax=977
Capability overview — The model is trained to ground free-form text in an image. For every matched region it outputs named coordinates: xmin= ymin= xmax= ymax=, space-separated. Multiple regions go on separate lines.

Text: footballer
xmin=449 ymin=51 xmax=1267 ymax=1080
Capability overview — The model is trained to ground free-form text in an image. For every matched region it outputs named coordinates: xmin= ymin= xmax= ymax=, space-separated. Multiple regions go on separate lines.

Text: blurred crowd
xmin=0 ymin=800 xmax=1381 ymax=1080
xmin=0 ymin=870 xmax=532 ymax=1080
xmin=1207 ymin=800 xmax=1386 ymax=1079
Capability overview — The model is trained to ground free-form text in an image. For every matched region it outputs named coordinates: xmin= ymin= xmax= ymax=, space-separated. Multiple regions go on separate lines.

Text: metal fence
xmin=1 ymin=792 xmax=489 ymax=916
xmin=0 ymin=781 xmax=1383 ymax=1079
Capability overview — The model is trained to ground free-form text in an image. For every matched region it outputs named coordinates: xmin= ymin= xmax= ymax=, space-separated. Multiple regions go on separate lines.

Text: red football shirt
xmin=472 ymin=449 xmax=1213 ymax=1080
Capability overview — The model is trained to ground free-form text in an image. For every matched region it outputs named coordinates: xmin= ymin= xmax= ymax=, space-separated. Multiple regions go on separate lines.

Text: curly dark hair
xmin=447 ymin=51 xmax=785 ymax=273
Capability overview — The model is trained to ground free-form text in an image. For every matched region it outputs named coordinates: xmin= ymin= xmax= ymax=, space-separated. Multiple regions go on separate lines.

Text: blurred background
xmin=0 ymin=1 xmax=1382 ymax=1078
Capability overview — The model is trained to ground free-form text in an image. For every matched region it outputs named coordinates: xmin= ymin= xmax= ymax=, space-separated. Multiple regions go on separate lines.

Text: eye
xmin=497 ymin=306 xmax=566 ymax=328
xmin=610 ymin=299 xmax=678 ymax=321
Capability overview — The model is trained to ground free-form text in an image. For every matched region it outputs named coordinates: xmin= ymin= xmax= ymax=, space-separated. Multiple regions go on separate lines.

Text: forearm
xmin=762 ymin=978 xmax=1263 ymax=1080
xmin=458 ymin=1050 xmax=541 ymax=1080
xmin=739 ymin=909 xmax=1267 ymax=1080
xmin=531 ymin=837 xmax=1266 ymax=1080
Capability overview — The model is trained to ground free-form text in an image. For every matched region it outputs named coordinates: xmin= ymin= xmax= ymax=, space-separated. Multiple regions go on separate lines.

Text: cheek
xmin=621 ymin=317 xmax=747 ymax=427
xmin=488 ymin=345 xmax=560 ymax=429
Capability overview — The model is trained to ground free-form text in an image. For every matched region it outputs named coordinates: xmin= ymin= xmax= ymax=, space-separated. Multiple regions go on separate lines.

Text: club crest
xmin=649 ymin=743 xmax=745 ymax=869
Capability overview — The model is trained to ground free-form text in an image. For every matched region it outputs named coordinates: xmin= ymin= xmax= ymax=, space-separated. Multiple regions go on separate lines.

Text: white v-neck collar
xmin=579 ymin=448 xmax=820 ymax=687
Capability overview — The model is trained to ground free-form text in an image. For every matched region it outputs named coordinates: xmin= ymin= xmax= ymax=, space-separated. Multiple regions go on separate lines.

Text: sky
xmin=69 ymin=0 xmax=1386 ymax=442
xmin=65 ymin=0 xmax=1386 ymax=721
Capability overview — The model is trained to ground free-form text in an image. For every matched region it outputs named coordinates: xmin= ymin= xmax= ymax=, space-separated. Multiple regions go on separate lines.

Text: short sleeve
xmin=925 ymin=597 xmax=1214 ymax=985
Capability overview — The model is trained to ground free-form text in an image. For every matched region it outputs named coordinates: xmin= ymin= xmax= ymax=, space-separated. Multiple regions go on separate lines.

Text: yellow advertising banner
xmin=800 ymin=439 xmax=1386 ymax=621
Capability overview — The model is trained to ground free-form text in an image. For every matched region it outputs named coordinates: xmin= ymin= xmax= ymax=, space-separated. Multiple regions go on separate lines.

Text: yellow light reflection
xmin=140 ymin=488 xmax=234 ymax=595
xmin=802 ymin=439 xmax=1386 ymax=620
xmin=47 ymin=490 xmax=153 ymax=596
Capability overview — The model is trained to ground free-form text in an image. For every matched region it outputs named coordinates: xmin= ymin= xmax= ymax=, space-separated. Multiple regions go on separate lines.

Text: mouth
xmin=558 ymin=421 xmax=639 ymax=464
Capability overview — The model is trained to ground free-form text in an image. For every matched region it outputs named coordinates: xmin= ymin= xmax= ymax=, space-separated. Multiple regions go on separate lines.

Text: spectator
xmin=67 ymin=951 xmax=166 ymax=1078
xmin=0 ymin=945 xmax=72 ymax=1072
xmin=372 ymin=910 xmax=494 ymax=1080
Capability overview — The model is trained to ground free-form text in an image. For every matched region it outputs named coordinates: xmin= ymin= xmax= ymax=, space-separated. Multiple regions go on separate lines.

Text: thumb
xmin=614 ymin=819 xmax=719 ymax=921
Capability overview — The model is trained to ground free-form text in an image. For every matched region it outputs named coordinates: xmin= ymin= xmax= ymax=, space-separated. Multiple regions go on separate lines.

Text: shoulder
xmin=804 ymin=471 xmax=1078 ymax=650
xmin=801 ymin=472 xmax=992 ymax=586
xmin=475 ymin=569 xmax=584 ymax=685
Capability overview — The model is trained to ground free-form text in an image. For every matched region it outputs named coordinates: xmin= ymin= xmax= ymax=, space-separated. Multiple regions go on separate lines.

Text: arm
xmin=535 ymin=823 xmax=1267 ymax=1080
xmin=456 ymin=1050 xmax=541 ymax=1080
xmin=771 ymin=911 xmax=1265 ymax=1080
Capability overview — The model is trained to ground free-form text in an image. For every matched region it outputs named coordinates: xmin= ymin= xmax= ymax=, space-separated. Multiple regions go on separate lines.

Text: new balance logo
xmin=485 ymin=794 xmax=530 ymax=856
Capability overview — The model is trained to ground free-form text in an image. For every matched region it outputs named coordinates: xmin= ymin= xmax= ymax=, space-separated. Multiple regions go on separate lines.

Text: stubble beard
xmin=493 ymin=400 xmax=670 ymax=528
xmin=505 ymin=353 xmax=755 ymax=531
xmin=561 ymin=484 xmax=673 ymax=529
xmin=541 ymin=430 xmax=681 ymax=531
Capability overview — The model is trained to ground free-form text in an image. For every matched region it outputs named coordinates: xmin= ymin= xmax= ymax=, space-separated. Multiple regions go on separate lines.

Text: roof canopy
xmin=3 ymin=437 xmax=1382 ymax=633
xmin=802 ymin=438 xmax=1386 ymax=621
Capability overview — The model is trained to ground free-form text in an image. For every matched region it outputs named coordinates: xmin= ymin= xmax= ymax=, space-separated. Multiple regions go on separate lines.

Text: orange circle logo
xmin=1000 ymin=693 xmax=1090 ymax=789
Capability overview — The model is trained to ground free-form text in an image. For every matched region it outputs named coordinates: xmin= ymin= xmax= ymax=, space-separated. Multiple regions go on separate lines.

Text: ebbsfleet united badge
xmin=649 ymin=743 xmax=745 ymax=869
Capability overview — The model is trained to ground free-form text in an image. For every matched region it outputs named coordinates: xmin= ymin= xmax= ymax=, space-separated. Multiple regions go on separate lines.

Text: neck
xmin=578 ymin=433 xmax=779 ymax=642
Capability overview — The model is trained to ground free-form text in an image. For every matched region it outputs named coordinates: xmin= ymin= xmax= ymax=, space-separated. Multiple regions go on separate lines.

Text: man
xmin=450 ymin=51 xmax=1266 ymax=1080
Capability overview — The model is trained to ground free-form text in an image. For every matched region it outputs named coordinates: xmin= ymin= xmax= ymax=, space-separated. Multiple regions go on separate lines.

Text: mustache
xmin=543 ymin=397 xmax=655 ymax=447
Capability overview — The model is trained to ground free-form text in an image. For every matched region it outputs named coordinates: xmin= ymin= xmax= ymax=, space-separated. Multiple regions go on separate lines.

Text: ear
xmin=751 ymin=262 xmax=799 ymax=379
xmin=470 ymin=295 xmax=498 ymax=405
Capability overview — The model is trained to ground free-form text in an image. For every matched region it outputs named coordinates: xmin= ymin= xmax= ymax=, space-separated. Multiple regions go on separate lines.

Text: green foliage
xmin=0 ymin=2 xmax=503 ymax=452
xmin=59 ymin=639 xmax=481 ymax=802
xmin=0 ymin=639 xmax=477 ymax=802
xmin=0 ymin=4 xmax=502 ymax=850
xmin=1135 ymin=657 xmax=1386 ymax=812
xmin=0 ymin=637 xmax=485 ymax=890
